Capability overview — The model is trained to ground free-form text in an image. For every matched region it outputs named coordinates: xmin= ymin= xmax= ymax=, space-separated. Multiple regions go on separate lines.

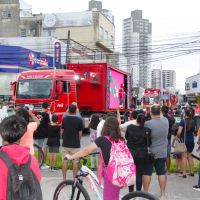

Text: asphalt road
xmin=40 ymin=135 xmax=200 ymax=200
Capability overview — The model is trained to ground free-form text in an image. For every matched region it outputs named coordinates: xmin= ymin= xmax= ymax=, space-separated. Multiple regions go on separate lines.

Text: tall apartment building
xmin=123 ymin=10 xmax=152 ymax=88
xmin=151 ymin=69 xmax=176 ymax=90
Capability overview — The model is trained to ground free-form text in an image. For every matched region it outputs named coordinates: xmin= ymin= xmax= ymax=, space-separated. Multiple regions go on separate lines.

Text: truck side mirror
xmin=11 ymin=81 xmax=17 ymax=97
xmin=57 ymin=81 xmax=63 ymax=95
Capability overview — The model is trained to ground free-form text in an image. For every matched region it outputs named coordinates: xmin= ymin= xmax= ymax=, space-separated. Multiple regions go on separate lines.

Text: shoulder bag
xmin=144 ymin=129 xmax=155 ymax=164
xmin=174 ymin=119 xmax=187 ymax=153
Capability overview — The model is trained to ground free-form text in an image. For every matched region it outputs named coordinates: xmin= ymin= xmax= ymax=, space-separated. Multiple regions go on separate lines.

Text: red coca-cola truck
xmin=142 ymin=88 xmax=177 ymax=109
xmin=11 ymin=63 xmax=132 ymax=123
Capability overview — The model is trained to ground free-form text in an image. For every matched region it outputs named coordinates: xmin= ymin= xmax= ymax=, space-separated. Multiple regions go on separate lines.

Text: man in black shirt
xmin=35 ymin=102 xmax=50 ymax=169
xmin=161 ymin=106 xmax=175 ymax=175
xmin=61 ymin=104 xmax=83 ymax=180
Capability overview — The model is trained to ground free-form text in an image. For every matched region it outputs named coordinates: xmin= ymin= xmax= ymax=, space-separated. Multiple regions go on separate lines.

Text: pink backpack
xmin=99 ymin=136 xmax=136 ymax=187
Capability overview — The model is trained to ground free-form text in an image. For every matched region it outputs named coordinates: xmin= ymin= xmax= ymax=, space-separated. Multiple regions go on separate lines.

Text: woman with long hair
xmin=177 ymin=108 xmax=195 ymax=178
xmin=88 ymin=113 xmax=100 ymax=170
xmin=125 ymin=113 xmax=151 ymax=191
xmin=65 ymin=116 xmax=124 ymax=200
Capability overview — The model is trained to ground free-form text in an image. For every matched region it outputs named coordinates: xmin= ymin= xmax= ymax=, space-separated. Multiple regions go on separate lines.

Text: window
xmin=105 ymin=30 xmax=108 ymax=41
xmin=62 ymin=81 xmax=70 ymax=93
xmin=100 ymin=26 xmax=104 ymax=40
xmin=17 ymin=79 xmax=52 ymax=98
xmin=43 ymin=29 xmax=55 ymax=37
xmin=2 ymin=11 xmax=11 ymax=19
xmin=20 ymin=29 xmax=26 ymax=37
xmin=111 ymin=35 xmax=114 ymax=42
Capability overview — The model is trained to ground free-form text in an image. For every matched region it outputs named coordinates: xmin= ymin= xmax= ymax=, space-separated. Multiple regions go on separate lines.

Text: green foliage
xmin=45 ymin=153 xmax=95 ymax=169
xmin=38 ymin=152 xmax=199 ymax=173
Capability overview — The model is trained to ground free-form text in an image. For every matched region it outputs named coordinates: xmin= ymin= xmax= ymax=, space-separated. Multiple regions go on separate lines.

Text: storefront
xmin=185 ymin=73 xmax=200 ymax=106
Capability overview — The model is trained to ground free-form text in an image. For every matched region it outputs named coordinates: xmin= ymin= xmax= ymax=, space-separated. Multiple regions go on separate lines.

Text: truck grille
xmin=15 ymin=103 xmax=43 ymax=111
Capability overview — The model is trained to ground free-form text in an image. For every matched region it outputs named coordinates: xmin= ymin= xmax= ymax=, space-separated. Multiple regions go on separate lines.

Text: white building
xmin=185 ymin=73 xmax=200 ymax=105
xmin=123 ymin=10 xmax=152 ymax=88
xmin=151 ymin=69 xmax=176 ymax=91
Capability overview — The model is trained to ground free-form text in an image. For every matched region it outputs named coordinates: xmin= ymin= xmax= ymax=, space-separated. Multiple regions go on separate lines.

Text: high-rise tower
xmin=123 ymin=10 xmax=152 ymax=88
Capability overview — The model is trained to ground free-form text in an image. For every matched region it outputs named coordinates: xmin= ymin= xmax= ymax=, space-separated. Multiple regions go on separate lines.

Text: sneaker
xmin=49 ymin=166 xmax=53 ymax=171
xmin=51 ymin=167 xmax=58 ymax=172
xmin=192 ymin=185 xmax=200 ymax=191
xmin=40 ymin=163 xmax=50 ymax=170
xmin=188 ymin=173 xmax=195 ymax=176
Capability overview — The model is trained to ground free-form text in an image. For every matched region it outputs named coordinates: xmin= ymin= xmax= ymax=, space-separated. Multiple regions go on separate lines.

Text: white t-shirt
xmin=96 ymin=120 xmax=105 ymax=138
xmin=0 ymin=109 xmax=7 ymax=123
xmin=120 ymin=120 xmax=137 ymax=130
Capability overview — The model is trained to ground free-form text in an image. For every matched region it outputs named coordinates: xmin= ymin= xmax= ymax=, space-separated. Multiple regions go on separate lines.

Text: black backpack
xmin=0 ymin=151 xmax=43 ymax=200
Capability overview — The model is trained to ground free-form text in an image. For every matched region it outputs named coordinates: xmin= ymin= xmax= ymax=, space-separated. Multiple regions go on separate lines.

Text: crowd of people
xmin=0 ymin=100 xmax=200 ymax=200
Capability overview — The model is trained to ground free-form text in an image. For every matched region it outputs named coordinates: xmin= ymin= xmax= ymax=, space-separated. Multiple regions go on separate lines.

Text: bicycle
xmin=53 ymin=153 xmax=159 ymax=200
xmin=34 ymin=143 xmax=44 ymax=168
xmin=122 ymin=191 xmax=160 ymax=200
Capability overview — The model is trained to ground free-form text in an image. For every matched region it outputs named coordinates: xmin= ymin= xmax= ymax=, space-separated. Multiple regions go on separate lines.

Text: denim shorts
xmin=35 ymin=138 xmax=48 ymax=149
xmin=143 ymin=158 xmax=166 ymax=176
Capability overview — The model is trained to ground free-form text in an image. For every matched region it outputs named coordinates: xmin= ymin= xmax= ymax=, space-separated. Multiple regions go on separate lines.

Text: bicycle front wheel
xmin=34 ymin=143 xmax=44 ymax=168
xmin=53 ymin=180 xmax=91 ymax=200
xmin=122 ymin=191 xmax=159 ymax=200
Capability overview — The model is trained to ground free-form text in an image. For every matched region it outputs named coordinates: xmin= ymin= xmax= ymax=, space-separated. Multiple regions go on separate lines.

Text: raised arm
xmin=65 ymin=143 xmax=97 ymax=160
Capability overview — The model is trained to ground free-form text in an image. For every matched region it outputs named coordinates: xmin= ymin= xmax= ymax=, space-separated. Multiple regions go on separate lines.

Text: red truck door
xmin=54 ymin=79 xmax=76 ymax=114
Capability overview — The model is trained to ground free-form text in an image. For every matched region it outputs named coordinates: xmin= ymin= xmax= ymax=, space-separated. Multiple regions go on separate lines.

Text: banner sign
xmin=54 ymin=42 xmax=61 ymax=68
xmin=0 ymin=45 xmax=53 ymax=71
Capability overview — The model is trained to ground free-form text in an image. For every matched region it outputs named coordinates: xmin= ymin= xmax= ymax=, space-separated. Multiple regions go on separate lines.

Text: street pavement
xmin=40 ymin=135 xmax=200 ymax=200
xmin=41 ymin=170 xmax=200 ymax=200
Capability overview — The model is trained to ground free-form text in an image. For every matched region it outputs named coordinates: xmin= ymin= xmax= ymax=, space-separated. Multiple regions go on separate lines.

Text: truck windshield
xmin=144 ymin=95 xmax=159 ymax=104
xmin=17 ymin=79 xmax=53 ymax=99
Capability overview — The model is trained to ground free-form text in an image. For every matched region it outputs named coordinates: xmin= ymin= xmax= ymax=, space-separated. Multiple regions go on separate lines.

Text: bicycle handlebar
xmin=64 ymin=152 xmax=100 ymax=165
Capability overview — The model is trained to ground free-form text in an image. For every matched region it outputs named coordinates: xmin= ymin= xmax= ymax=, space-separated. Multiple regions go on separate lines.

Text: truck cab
xmin=12 ymin=69 xmax=77 ymax=123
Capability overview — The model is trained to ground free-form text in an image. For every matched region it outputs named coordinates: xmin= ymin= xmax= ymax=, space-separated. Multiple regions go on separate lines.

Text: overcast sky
xmin=25 ymin=0 xmax=200 ymax=92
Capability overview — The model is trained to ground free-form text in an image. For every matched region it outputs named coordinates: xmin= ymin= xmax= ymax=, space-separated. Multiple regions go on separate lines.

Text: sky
xmin=25 ymin=0 xmax=200 ymax=92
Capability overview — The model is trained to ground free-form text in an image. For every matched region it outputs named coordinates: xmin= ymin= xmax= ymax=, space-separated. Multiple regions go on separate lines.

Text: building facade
xmin=123 ymin=10 xmax=152 ymax=88
xmin=151 ymin=69 xmax=176 ymax=91
xmin=0 ymin=0 xmax=115 ymax=64
xmin=0 ymin=0 xmax=20 ymax=37
xmin=42 ymin=10 xmax=115 ymax=64
xmin=0 ymin=0 xmax=42 ymax=37
xmin=185 ymin=73 xmax=200 ymax=106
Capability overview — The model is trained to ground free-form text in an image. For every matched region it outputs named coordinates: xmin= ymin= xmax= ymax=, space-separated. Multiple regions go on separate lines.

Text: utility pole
xmin=66 ymin=30 xmax=71 ymax=68
xmin=160 ymin=63 xmax=163 ymax=106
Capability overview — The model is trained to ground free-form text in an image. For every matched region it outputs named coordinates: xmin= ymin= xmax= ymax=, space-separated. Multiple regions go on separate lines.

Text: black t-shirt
xmin=61 ymin=115 xmax=83 ymax=148
xmin=35 ymin=112 xmax=50 ymax=139
xmin=47 ymin=125 xmax=60 ymax=147
xmin=163 ymin=114 xmax=175 ymax=140
xmin=125 ymin=125 xmax=150 ymax=159
xmin=95 ymin=136 xmax=111 ymax=166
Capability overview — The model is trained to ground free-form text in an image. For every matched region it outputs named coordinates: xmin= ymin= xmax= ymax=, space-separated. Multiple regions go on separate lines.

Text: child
xmin=0 ymin=115 xmax=42 ymax=199
xmin=16 ymin=108 xmax=40 ymax=155
xmin=172 ymin=127 xmax=182 ymax=174
xmin=47 ymin=114 xmax=60 ymax=171
xmin=35 ymin=102 xmax=50 ymax=169
xmin=192 ymin=127 xmax=200 ymax=191
xmin=88 ymin=113 xmax=100 ymax=170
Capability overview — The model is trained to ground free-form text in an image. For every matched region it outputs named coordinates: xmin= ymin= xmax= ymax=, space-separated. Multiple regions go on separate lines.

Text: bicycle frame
xmin=80 ymin=165 xmax=103 ymax=200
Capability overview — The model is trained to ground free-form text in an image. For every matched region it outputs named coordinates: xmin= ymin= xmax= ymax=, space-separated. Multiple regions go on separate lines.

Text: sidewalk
xmin=41 ymin=169 xmax=200 ymax=200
